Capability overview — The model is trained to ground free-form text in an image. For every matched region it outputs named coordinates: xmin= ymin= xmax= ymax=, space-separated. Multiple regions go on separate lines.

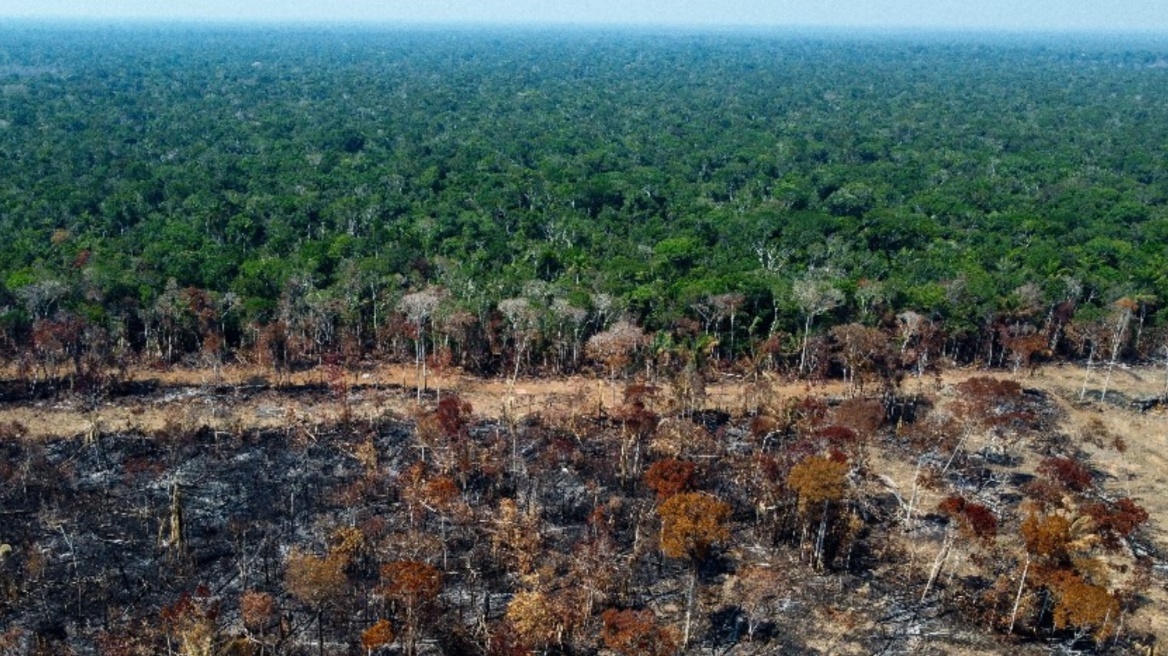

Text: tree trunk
xmin=920 ymin=531 xmax=953 ymax=604
xmin=1008 ymin=556 xmax=1029 ymax=635
xmin=682 ymin=566 xmax=697 ymax=647
xmin=799 ymin=315 xmax=813 ymax=375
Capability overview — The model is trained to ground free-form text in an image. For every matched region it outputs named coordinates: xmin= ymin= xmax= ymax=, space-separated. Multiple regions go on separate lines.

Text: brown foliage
xmin=435 ymin=395 xmax=473 ymax=439
xmin=829 ymin=322 xmax=891 ymax=388
xmin=1020 ymin=513 xmax=1073 ymax=565
xmin=95 ymin=625 xmax=156 ymax=656
xmin=832 ymin=397 xmax=885 ymax=437
xmin=1037 ymin=457 xmax=1094 ymax=493
xmin=783 ymin=396 xmax=830 ymax=435
xmin=937 ymin=496 xmax=997 ymax=542
xmin=613 ymin=398 xmax=659 ymax=440
xmin=504 ymin=590 xmax=561 ymax=651
xmin=361 ymin=619 xmax=396 ymax=652
xmin=1083 ymin=498 xmax=1149 ymax=549
xmin=239 ymin=590 xmax=275 ymax=633
xmin=379 ymin=560 xmax=442 ymax=605
xmin=643 ymin=458 xmax=696 ymax=501
xmin=586 ymin=320 xmax=645 ymax=378
xmin=735 ymin=565 xmax=788 ymax=639
xmin=657 ymin=491 xmax=731 ymax=561
xmin=1049 ymin=570 xmax=1121 ymax=641
xmin=159 ymin=586 xmax=220 ymax=656
xmin=284 ymin=549 xmax=348 ymax=609
xmin=748 ymin=414 xmax=779 ymax=439
xmin=954 ymin=376 xmax=1022 ymax=400
xmin=600 ymin=608 xmax=679 ymax=656
xmin=787 ymin=455 xmax=849 ymax=513
xmin=492 ymin=498 xmax=543 ymax=575
xmin=0 ymin=421 xmax=28 ymax=441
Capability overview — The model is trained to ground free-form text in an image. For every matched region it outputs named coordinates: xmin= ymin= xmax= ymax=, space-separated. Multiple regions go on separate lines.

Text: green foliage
xmin=1 ymin=26 xmax=1166 ymax=368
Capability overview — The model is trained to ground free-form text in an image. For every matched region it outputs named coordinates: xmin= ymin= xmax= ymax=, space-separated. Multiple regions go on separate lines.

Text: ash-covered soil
xmin=0 ymin=374 xmax=1162 ymax=655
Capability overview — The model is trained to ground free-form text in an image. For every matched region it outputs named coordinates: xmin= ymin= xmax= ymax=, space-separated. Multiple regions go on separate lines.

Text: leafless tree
xmin=399 ymin=287 xmax=445 ymax=402
xmin=793 ymin=269 xmax=844 ymax=375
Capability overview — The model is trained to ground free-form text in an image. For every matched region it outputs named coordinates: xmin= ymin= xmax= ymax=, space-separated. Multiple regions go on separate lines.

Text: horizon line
xmin=1 ymin=16 xmax=1168 ymax=38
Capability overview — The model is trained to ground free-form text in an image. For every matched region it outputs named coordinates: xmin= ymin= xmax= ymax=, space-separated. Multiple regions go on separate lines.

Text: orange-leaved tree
xmin=658 ymin=491 xmax=731 ymax=646
xmin=284 ymin=549 xmax=348 ymax=656
xmin=786 ymin=454 xmax=850 ymax=569
xmin=504 ymin=590 xmax=561 ymax=653
xmin=379 ymin=560 xmax=442 ymax=656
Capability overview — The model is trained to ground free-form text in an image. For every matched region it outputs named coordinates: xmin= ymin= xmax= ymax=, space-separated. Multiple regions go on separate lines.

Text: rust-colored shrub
xmin=954 ymin=376 xmax=1022 ymax=399
xmin=937 ymin=495 xmax=997 ymax=542
xmin=832 ymin=397 xmax=885 ymax=437
xmin=379 ymin=560 xmax=442 ymax=604
xmin=285 ymin=550 xmax=347 ymax=609
xmin=1037 ymin=456 xmax=1094 ymax=493
xmin=239 ymin=590 xmax=274 ymax=633
xmin=817 ymin=425 xmax=858 ymax=449
xmin=435 ymin=395 xmax=472 ymax=439
xmin=644 ymin=458 xmax=696 ymax=501
xmin=361 ymin=619 xmax=395 ymax=653
xmin=1083 ymin=498 xmax=1149 ymax=549
xmin=600 ymin=608 xmax=678 ymax=656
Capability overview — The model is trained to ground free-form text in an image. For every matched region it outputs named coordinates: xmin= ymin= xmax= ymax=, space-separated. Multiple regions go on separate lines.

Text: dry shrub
xmin=239 ymin=590 xmax=275 ymax=633
xmin=284 ymin=549 xmax=347 ymax=609
xmin=643 ymin=458 xmax=696 ymax=501
xmin=1021 ymin=512 xmax=1074 ymax=564
xmin=95 ymin=625 xmax=156 ymax=656
xmin=897 ymin=412 xmax=961 ymax=454
xmin=435 ymin=394 xmax=473 ymax=438
xmin=832 ymin=397 xmax=885 ymax=436
xmin=159 ymin=587 xmax=220 ymax=656
xmin=1036 ymin=456 xmax=1094 ymax=493
xmin=1082 ymin=498 xmax=1149 ymax=549
xmin=937 ymin=495 xmax=997 ymax=542
xmin=816 ymin=425 xmax=858 ymax=455
xmin=651 ymin=417 xmax=713 ymax=458
xmin=505 ymin=590 xmax=561 ymax=651
xmin=0 ymin=421 xmax=28 ymax=441
xmin=1049 ymin=570 xmax=1121 ymax=641
xmin=600 ymin=608 xmax=678 ymax=656
xmin=328 ymin=525 xmax=367 ymax=562
xmin=612 ymin=397 xmax=659 ymax=440
xmin=361 ymin=619 xmax=396 ymax=652
xmin=782 ymin=396 xmax=829 ymax=435
xmin=954 ymin=376 xmax=1022 ymax=400
xmin=748 ymin=413 xmax=780 ymax=440
xmin=487 ymin=620 xmax=529 ymax=656
xmin=491 ymin=499 xmax=543 ymax=576
xmin=1078 ymin=417 xmax=1125 ymax=452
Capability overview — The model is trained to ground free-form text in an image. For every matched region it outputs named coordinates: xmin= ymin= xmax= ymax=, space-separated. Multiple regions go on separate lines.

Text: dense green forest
xmin=1 ymin=25 xmax=1168 ymax=380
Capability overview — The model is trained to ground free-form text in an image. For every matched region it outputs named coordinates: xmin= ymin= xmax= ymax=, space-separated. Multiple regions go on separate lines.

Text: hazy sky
xmin=1 ymin=0 xmax=1166 ymax=32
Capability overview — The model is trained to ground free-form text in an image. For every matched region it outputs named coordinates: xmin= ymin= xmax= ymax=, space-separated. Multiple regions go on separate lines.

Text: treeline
xmin=1 ymin=26 xmax=1168 ymax=382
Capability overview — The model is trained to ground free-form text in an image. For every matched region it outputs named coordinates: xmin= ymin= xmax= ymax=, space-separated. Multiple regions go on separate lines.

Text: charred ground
xmin=0 ymin=368 xmax=1163 ymax=655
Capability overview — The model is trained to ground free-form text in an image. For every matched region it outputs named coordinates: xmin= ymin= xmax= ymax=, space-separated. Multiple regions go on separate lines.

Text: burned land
xmin=0 ymin=365 xmax=1165 ymax=655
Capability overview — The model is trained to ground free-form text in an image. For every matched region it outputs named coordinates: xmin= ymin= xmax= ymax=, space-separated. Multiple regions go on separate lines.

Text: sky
xmin=1 ymin=0 xmax=1166 ymax=33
